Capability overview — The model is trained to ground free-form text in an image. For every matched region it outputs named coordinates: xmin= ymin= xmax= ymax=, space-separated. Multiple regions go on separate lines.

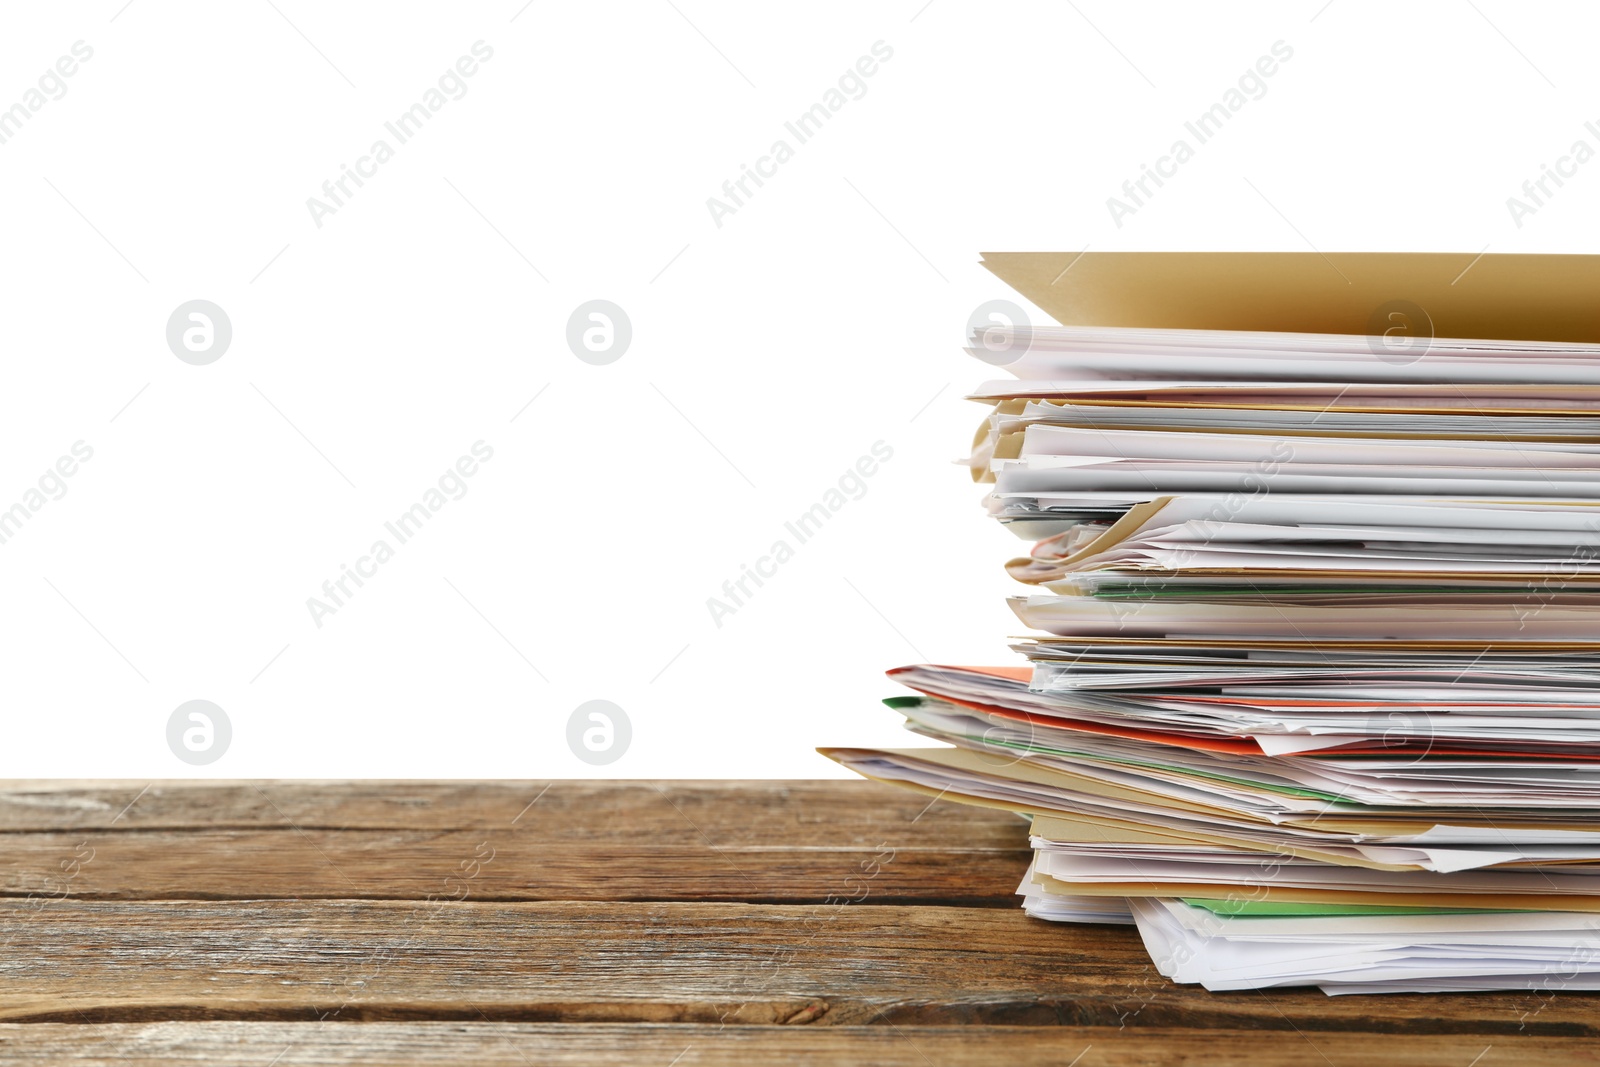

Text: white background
xmin=0 ymin=1 xmax=1592 ymax=776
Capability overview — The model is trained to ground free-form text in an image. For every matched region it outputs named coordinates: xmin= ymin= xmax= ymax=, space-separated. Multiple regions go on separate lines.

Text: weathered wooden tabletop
xmin=0 ymin=780 xmax=1595 ymax=1065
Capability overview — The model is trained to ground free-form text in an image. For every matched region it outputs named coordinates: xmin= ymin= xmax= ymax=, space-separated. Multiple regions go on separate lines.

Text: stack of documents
xmin=826 ymin=252 xmax=1600 ymax=994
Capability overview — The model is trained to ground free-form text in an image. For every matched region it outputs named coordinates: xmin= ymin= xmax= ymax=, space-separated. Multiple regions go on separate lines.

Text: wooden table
xmin=0 ymin=780 xmax=1595 ymax=1065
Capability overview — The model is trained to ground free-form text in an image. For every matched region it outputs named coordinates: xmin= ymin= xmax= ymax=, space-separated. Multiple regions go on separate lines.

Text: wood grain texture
xmin=0 ymin=781 xmax=1028 ymax=905
xmin=5 ymin=780 xmax=1599 ymax=1064
xmin=0 ymin=780 xmax=1012 ymax=835
xmin=2 ymin=898 xmax=1598 ymax=1035
xmin=0 ymin=829 xmax=1023 ymax=905
xmin=0 ymin=1022 xmax=1581 ymax=1067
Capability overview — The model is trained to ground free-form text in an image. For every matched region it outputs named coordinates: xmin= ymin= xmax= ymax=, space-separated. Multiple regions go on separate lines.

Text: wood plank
xmin=0 ymin=829 xmax=1021 ymax=904
xmin=0 ymin=781 xmax=1012 ymax=839
xmin=0 ymin=782 xmax=1028 ymax=904
xmin=0 ymin=1022 xmax=1586 ymax=1067
xmin=3 ymin=899 xmax=1599 ymax=1034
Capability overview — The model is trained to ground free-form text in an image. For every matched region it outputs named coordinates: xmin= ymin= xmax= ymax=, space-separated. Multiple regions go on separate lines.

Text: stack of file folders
xmin=826 ymin=252 xmax=1600 ymax=994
